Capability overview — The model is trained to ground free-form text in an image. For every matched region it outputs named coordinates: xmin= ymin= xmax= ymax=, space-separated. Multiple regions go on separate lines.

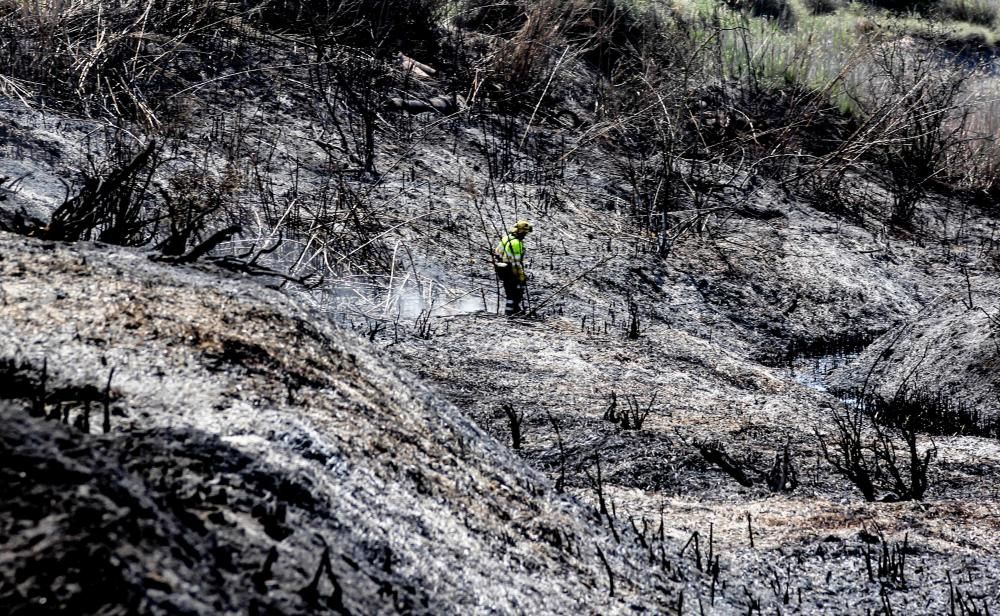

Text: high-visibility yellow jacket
xmin=495 ymin=234 xmax=526 ymax=282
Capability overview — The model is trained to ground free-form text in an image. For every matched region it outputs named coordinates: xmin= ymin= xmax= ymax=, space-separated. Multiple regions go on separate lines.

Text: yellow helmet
xmin=510 ymin=220 xmax=533 ymax=235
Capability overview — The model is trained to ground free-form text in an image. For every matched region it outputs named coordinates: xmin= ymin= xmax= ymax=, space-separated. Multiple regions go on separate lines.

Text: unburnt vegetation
xmin=5 ymin=0 xmax=1000 ymax=613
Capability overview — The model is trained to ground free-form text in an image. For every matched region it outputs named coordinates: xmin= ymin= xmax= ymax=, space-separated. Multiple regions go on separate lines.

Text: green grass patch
xmin=935 ymin=0 xmax=999 ymax=27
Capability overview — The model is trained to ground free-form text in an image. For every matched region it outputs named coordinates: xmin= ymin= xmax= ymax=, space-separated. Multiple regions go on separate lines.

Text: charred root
xmin=603 ymin=391 xmax=656 ymax=431
xmin=502 ymin=403 xmax=524 ymax=450
xmin=299 ymin=545 xmax=350 ymax=614
xmin=698 ymin=441 xmax=755 ymax=488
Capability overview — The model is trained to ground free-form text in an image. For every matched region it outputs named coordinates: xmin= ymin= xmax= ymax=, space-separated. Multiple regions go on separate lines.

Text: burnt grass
xmin=836 ymin=387 xmax=1000 ymax=439
xmin=0 ymin=404 xmax=324 ymax=616
xmin=1 ymin=237 xmax=719 ymax=615
xmin=4 ymin=8 xmax=1000 ymax=614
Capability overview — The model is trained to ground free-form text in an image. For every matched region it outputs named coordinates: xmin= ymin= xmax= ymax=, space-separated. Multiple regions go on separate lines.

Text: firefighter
xmin=494 ymin=220 xmax=533 ymax=316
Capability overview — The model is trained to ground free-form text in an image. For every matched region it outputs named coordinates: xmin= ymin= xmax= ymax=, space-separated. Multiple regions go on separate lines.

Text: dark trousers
xmin=496 ymin=267 xmax=524 ymax=315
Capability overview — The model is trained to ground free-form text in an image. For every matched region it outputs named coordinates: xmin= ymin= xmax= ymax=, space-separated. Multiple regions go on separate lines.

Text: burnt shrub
xmin=43 ymin=137 xmax=161 ymax=245
xmin=817 ymin=395 xmax=938 ymax=502
xmin=255 ymin=0 xmax=442 ymax=55
xmin=844 ymin=387 xmax=1000 ymax=439
xmin=0 ymin=0 xmax=251 ymax=126
xmin=749 ymin=0 xmax=798 ymax=27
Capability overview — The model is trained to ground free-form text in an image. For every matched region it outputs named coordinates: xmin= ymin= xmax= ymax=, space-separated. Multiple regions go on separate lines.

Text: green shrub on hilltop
xmin=935 ymin=0 xmax=999 ymax=27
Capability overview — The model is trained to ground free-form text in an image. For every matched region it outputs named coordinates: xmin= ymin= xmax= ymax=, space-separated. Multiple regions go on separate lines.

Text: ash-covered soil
xmin=389 ymin=303 xmax=1000 ymax=613
xmin=365 ymin=92 xmax=1000 ymax=612
xmin=833 ymin=280 xmax=1000 ymax=414
xmin=0 ymin=236 xmax=721 ymax=614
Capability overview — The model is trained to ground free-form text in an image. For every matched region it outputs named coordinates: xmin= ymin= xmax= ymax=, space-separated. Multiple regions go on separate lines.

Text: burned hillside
xmin=3 ymin=0 xmax=1000 ymax=613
